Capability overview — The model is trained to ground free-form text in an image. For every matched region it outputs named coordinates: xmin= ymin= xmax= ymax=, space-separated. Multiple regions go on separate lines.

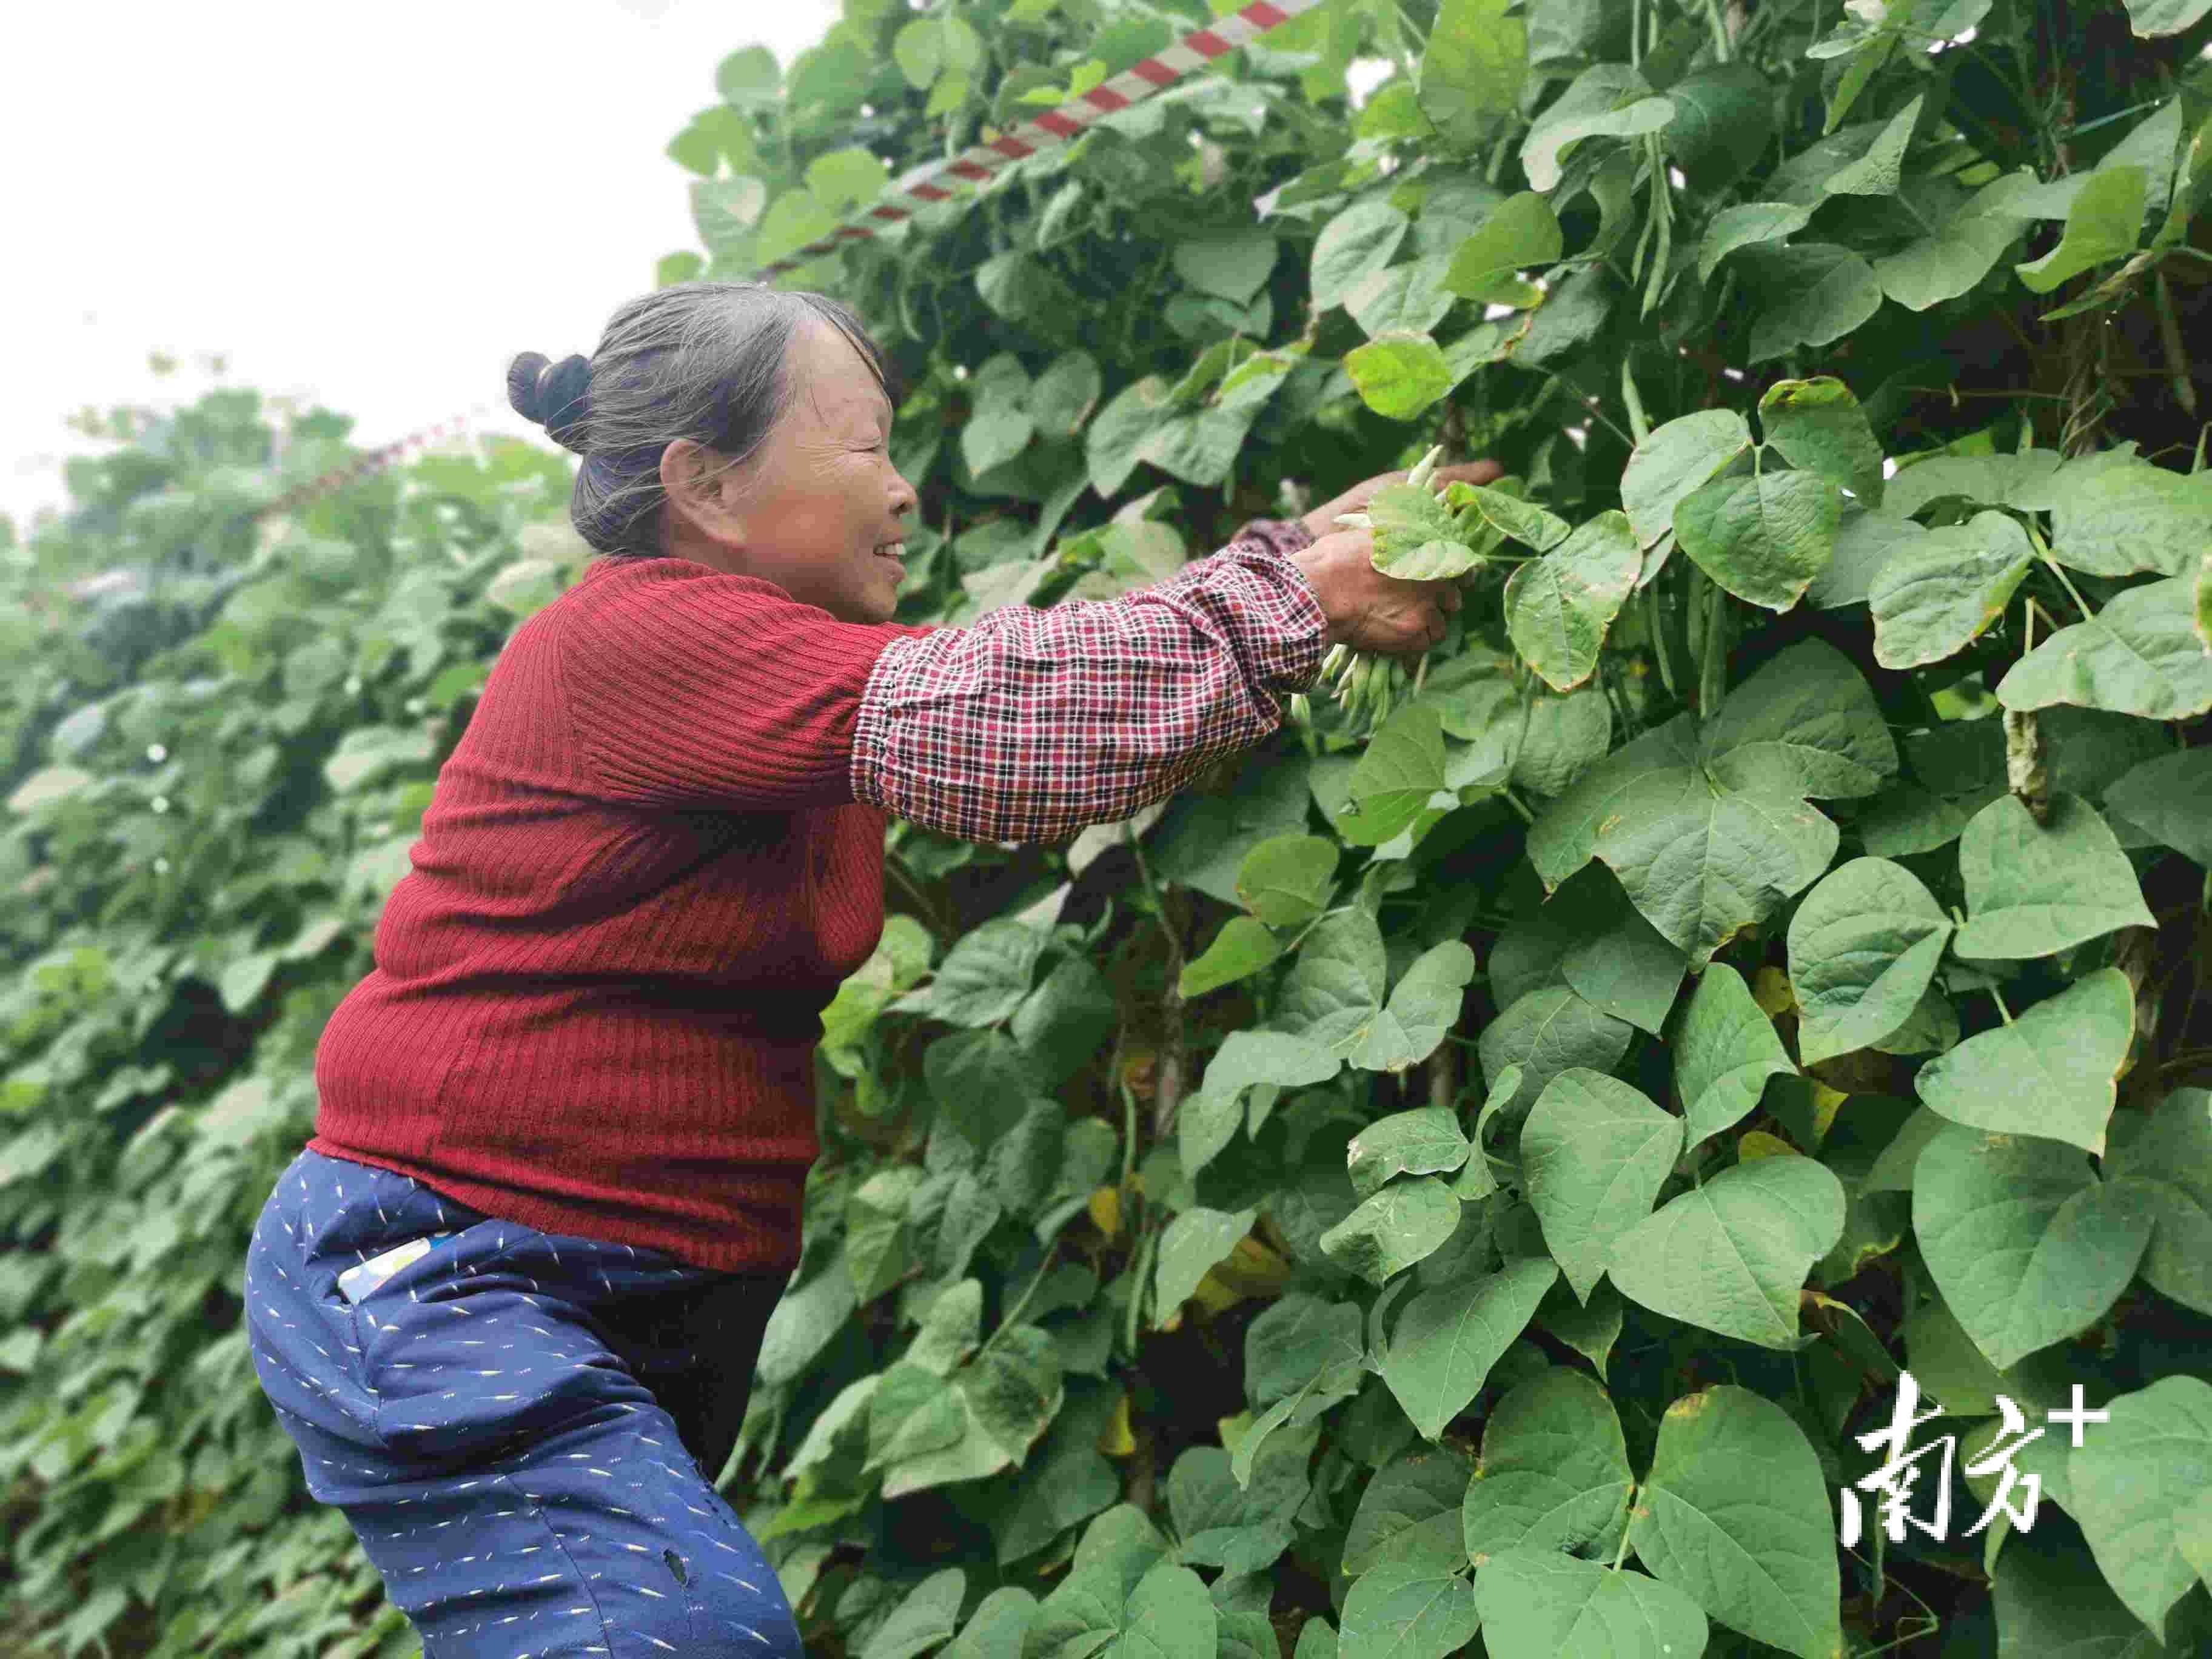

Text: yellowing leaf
xmin=1191 ymin=1270 xmax=1244 ymax=1313
xmin=1212 ymin=1235 xmax=1293 ymax=1295
xmin=1099 ymin=1393 xmax=1137 ymax=1457
xmin=1088 ymin=1185 xmax=1122 ymax=1241
xmin=1812 ymin=1082 xmax=1848 ymax=1140
xmin=1738 ymin=1130 xmax=1799 ymax=1161
xmin=1752 ymin=967 xmax=1796 ymax=1016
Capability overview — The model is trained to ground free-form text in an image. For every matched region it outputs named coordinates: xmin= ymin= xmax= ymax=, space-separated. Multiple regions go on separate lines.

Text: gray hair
xmin=505 ymin=283 xmax=893 ymax=560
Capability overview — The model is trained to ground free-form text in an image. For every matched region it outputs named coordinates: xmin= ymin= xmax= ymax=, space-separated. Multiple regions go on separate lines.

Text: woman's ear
xmin=661 ymin=439 xmax=740 ymax=545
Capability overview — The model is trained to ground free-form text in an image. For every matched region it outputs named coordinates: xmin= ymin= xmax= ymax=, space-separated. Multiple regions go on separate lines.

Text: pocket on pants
xmin=244 ymin=1176 xmax=391 ymax=1463
xmin=354 ymin=1230 xmax=659 ymax=1469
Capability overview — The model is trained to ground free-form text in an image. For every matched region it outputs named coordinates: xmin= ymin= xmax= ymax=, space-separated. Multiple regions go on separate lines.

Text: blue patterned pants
xmin=243 ymin=1147 xmax=800 ymax=1657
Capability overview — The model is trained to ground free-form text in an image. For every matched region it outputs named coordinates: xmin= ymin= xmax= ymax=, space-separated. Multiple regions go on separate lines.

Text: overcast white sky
xmin=2 ymin=0 xmax=846 ymax=532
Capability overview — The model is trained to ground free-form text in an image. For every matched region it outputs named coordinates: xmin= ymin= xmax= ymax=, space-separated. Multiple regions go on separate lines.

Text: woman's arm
xmin=561 ymin=452 xmax=1491 ymax=830
xmin=851 ymin=518 xmax=1327 ymax=844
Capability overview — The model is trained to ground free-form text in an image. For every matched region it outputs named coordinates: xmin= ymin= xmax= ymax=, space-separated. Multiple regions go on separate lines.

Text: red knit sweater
xmin=307 ymin=518 xmax=1326 ymax=1273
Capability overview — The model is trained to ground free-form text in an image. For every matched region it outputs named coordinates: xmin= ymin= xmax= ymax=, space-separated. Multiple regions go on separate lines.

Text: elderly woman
xmin=241 ymin=283 xmax=1493 ymax=1657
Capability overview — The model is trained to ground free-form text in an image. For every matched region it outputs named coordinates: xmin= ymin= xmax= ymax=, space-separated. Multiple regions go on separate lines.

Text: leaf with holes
xmin=1461 ymin=1367 xmax=1634 ymax=1565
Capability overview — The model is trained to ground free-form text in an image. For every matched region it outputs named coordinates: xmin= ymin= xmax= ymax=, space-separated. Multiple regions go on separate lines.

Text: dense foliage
xmin=0 ymin=405 xmax=588 ymax=1657
xmin=8 ymin=0 xmax=2212 ymax=1654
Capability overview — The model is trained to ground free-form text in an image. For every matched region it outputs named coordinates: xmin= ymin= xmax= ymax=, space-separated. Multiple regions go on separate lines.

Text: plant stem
xmin=1698 ymin=577 xmax=1729 ymax=715
xmin=1989 ymin=984 xmax=2014 ymax=1024
xmin=1620 ymin=362 xmax=1652 ymax=447
xmin=1500 ymin=786 xmax=1536 ymax=825
xmin=1641 ymin=137 xmax=1674 ymax=319
xmin=1127 ymin=818 xmax=1181 ymax=963
xmin=1611 ymin=1494 xmax=1637 ymax=1570
xmin=1701 ymin=0 xmax=1732 ymax=59
xmin=1119 ymin=1078 xmax=1140 ymax=1193
xmin=980 ymin=1247 xmax=1058 ymax=1356
xmin=2155 ymin=270 xmax=2197 ymax=417
xmin=2025 ymin=523 xmax=2096 ymax=622
xmin=1125 ymin=1222 xmax=1159 ymax=1353
xmin=1643 ymin=586 xmax=1678 ymax=700
xmin=1570 ymin=387 xmax=1637 ymax=451
xmin=885 ymin=851 xmax=953 ymax=940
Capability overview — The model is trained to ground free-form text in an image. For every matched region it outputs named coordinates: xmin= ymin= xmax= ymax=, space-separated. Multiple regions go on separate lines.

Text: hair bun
xmin=504 ymin=350 xmax=594 ymax=454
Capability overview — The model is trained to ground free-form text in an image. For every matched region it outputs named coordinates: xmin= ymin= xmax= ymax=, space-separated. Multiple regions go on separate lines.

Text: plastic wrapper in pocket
xmin=336 ymin=1232 xmax=456 ymax=1304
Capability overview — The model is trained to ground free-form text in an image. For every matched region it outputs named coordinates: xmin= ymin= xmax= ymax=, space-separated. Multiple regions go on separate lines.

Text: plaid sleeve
xmin=851 ymin=518 xmax=1328 ymax=843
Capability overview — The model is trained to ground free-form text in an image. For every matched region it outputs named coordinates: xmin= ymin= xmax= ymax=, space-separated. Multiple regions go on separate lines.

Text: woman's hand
xmin=1290 ymin=456 xmax=1503 ymax=658
xmin=1291 ymin=531 xmax=1465 ymax=658
xmin=1299 ymin=457 xmax=1503 ymax=545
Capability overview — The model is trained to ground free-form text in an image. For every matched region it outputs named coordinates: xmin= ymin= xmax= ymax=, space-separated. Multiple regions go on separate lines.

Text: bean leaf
xmin=2016 ymin=164 xmax=2148 ymax=292
xmin=2068 ymin=1376 xmax=2212 ymax=1637
xmin=1606 ymin=1155 xmax=1846 ymax=1349
xmin=1868 ymin=510 xmax=2035 ymax=668
xmin=1996 ymin=575 xmax=2212 ymax=720
xmin=1674 ymin=962 xmax=1797 ymax=1148
xmin=1336 ymin=1562 xmax=1482 ymax=1659
xmin=1954 ymin=793 xmax=2155 ymax=959
xmin=1381 ymin=1258 xmax=1558 ymax=1439
xmin=1758 ymin=376 xmax=1885 ymax=505
xmin=1520 ymin=1070 xmax=1682 ymax=1301
xmin=2106 ymin=1087 xmax=2212 ymax=1316
xmin=1319 ymin=1178 xmax=1464 ymax=1286
xmin=1620 ymin=411 xmax=1754 ymax=549
xmin=1914 ymin=968 xmax=2134 ymax=1155
xmin=1472 ymin=1554 xmax=1708 ymax=1659
xmin=1504 ymin=513 xmax=1642 ymax=691
xmin=1349 ymin=1108 xmax=1473 ymax=1201
xmin=1788 ymin=857 xmax=1954 ymax=1064
xmin=1344 ymin=1448 xmax=1475 ymax=1578
xmin=1912 ymin=1122 xmax=2152 ymax=1370
xmin=1674 ymin=468 xmax=1843 ymax=612
xmin=1628 ymin=1387 xmax=1845 ymax=1659
xmin=1462 ymin=1368 xmax=1634 ymax=1565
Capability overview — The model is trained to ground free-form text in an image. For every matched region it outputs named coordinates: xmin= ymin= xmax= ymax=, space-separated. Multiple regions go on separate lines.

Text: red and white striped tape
xmin=263 ymin=400 xmax=501 ymax=517
xmin=754 ymin=0 xmax=1327 ymax=279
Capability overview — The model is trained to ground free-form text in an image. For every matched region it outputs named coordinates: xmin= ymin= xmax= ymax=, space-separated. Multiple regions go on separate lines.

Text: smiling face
xmin=660 ymin=315 xmax=918 ymax=624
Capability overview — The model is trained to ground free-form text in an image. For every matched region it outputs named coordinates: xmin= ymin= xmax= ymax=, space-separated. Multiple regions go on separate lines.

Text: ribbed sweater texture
xmin=307 ymin=520 xmax=1326 ymax=1273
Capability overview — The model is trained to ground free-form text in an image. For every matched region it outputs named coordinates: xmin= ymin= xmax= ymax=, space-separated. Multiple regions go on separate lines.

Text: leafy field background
xmin=6 ymin=0 xmax=2212 ymax=1655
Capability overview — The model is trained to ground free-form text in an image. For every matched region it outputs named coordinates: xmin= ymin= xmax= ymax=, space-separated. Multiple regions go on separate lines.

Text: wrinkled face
xmin=664 ymin=317 xmax=918 ymax=623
